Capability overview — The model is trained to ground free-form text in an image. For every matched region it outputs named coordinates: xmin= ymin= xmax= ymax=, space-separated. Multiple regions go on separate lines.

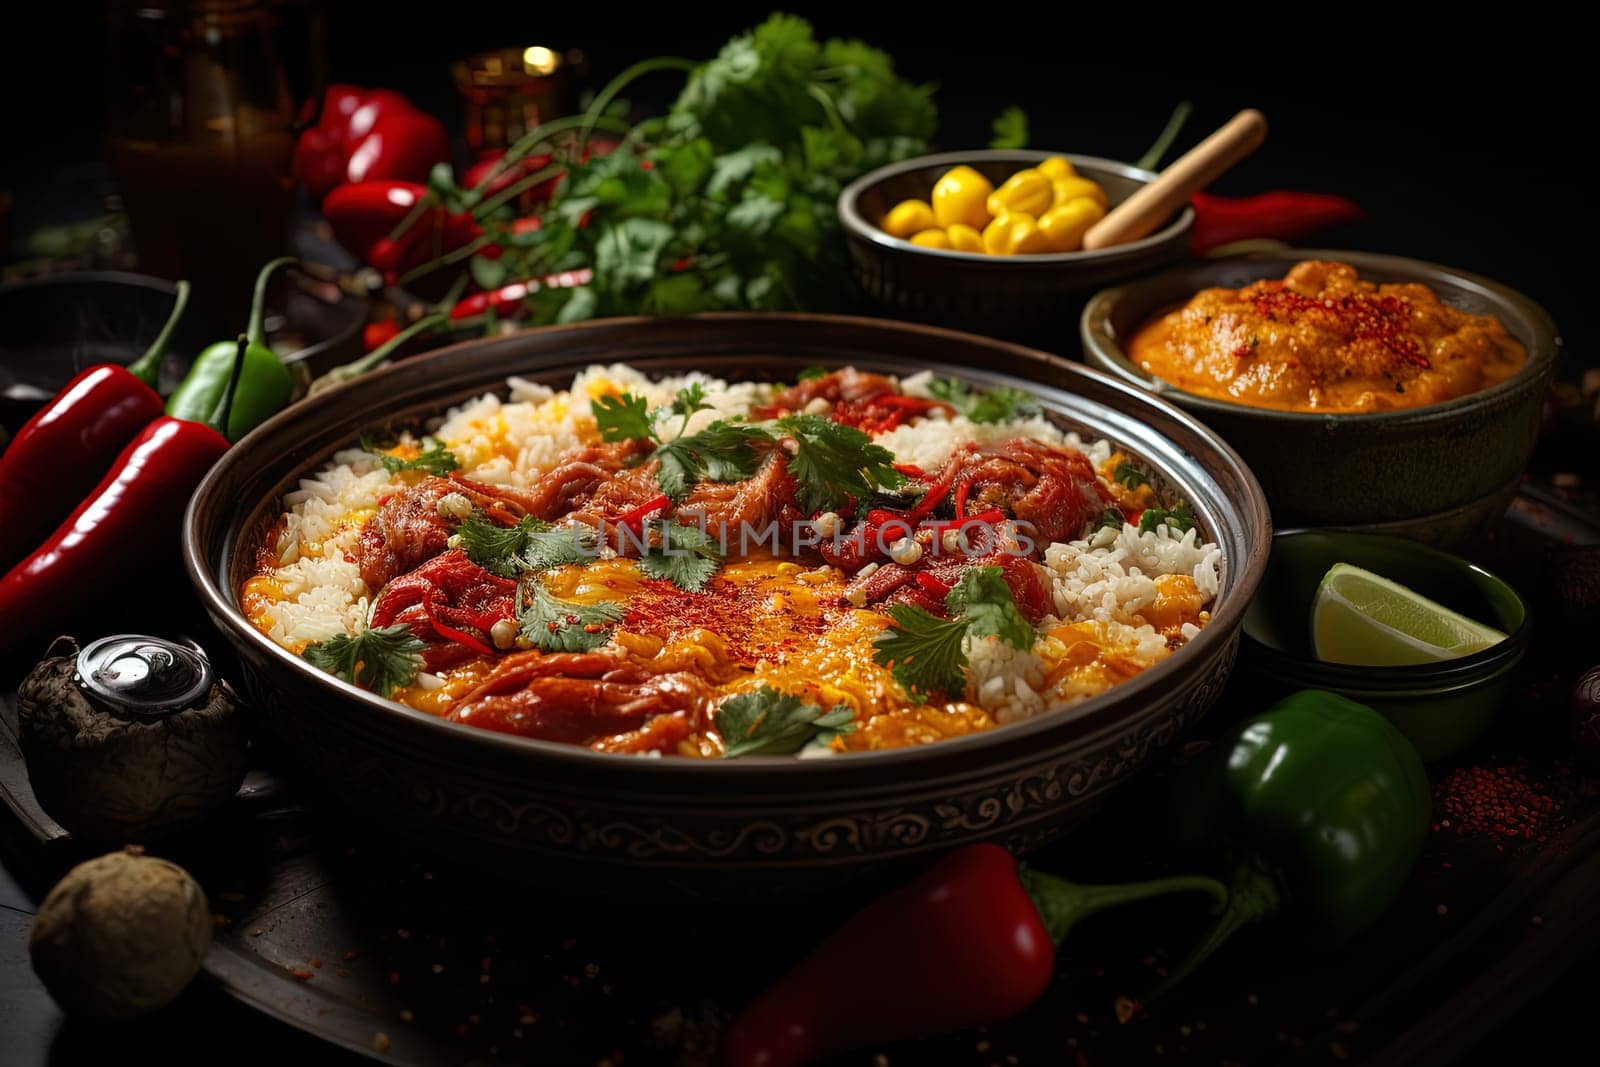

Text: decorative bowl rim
xmin=1080 ymin=248 xmax=1563 ymax=426
xmin=185 ymin=312 xmax=1270 ymax=778
xmin=837 ymin=149 xmax=1196 ymax=265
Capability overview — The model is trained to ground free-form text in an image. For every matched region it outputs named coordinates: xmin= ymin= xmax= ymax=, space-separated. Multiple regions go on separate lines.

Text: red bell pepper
xmin=0 ymin=281 xmax=188 ymax=571
xmin=721 ymin=843 xmax=1225 ymax=1067
xmin=1189 ymin=191 xmax=1366 ymax=256
xmin=0 ymin=335 xmax=246 ymax=653
xmin=321 ymin=181 xmax=486 ymax=280
xmin=292 ymin=84 xmax=450 ymax=201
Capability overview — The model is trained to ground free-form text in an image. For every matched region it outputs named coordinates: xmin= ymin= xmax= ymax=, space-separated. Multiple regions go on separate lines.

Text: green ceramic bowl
xmin=1242 ymin=530 xmax=1529 ymax=762
xmin=1080 ymin=250 xmax=1562 ymax=543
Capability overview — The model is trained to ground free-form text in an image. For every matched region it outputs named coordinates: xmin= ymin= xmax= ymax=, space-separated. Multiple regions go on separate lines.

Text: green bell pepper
xmin=1158 ymin=689 xmax=1431 ymax=993
xmin=165 ymin=257 xmax=297 ymax=441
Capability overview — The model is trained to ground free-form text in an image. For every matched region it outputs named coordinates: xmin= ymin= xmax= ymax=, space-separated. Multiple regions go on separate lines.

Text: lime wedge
xmin=1311 ymin=563 xmax=1507 ymax=666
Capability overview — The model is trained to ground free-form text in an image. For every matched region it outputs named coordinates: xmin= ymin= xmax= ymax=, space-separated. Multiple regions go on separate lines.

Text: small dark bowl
xmin=1081 ymin=250 xmax=1562 ymax=543
xmin=0 ymin=270 xmax=364 ymax=432
xmin=1242 ymin=530 xmax=1529 ymax=761
xmin=0 ymin=272 xmax=207 ymax=430
xmin=185 ymin=313 xmax=1268 ymax=890
xmin=839 ymin=150 xmax=1194 ymax=346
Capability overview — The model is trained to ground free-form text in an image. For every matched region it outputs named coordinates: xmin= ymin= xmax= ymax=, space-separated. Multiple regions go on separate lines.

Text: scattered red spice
xmin=1250 ymin=282 xmax=1430 ymax=370
xmin=1433 ymin=760 xmax=1567 ymax=846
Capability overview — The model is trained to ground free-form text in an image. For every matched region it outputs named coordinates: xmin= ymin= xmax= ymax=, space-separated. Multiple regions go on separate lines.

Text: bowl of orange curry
xmin=1082 ymin=252 xmax=1560 ymax=543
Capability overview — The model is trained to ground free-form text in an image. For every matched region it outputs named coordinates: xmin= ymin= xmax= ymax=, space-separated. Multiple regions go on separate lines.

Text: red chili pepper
xmin=422 ymin=597 xmax=497 ymax=656
xmin=721 ymin=844 xmax=1225 ymax=1067
xmin=914 ymin=572 xmax=952 ymax=597
xmin=362 ymin=318 xmax=401 ymax=353
xmin=462 ymin=150 xmax=562 ymax=211
xmin=449 ymin=281 xmax=535 ymax=321
xmin=292 ymin=84 xmax=450 ymax=201
xmin=0 ymin=281 xmax=188 ymax=571
xmin=0 ymin=335 xmax=248 ymax=653
xmin=1189 ymin=191 xmax=1365 ymax=256
xmin=322 ymin=181 xmax=484 ymax=277
xmin=614 ymin=493 xmax=670 ymax=533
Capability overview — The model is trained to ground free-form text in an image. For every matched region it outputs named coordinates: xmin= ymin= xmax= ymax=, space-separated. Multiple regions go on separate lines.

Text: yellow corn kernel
xmin=1037 ymin=156 xmax=1077 ymax=181
xmin=981 ymin=211 xmax=1052 ymax=256
xmin=1051 ymin=176 xmax=1108 ymax=210
xmin=910 ymin=229 xmax=952 ymax=250
xmin=882 ymin=200 xmax=937 ymax=238
xmin=1038 ymin=197 xmax=1107 ymax=252
xmin=985 ymin=169 xmax=1053 ymax=218
xmin=946 ymin=224 xmax=985 ymax=253
xmin=931 ymin=165 xmax=995 ymax=229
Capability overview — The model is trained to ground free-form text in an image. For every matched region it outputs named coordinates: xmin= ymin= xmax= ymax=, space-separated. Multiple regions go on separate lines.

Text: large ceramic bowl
xmin=1081 ymin=250 xmax=1562 ymax=543
xmin=185 ymin=314 xmax=1268 ymax=889
xmin=839 ymin=150 xmax=1194 ymax=345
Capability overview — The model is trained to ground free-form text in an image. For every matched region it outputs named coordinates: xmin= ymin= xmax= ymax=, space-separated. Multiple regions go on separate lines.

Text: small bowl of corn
xmin=838 ymin=150 xmax=1193 ymax=346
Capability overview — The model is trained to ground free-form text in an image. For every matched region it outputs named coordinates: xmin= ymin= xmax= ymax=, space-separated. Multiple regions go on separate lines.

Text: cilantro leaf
xmin=715 ymin=687 xmax=857 ymax=757
xmin=946 ymin=567 xmax=1034 ymax=650
xmin=637 ymin=521 xmax=723 ymax=591
xmin=522 ymin=523 xmax=599 ymax=570
xmin=872 ymin=565 xmax=1035 ymax=698
xmin=302 ymin=624 xmax=427 ymax=698
xmin=796 ymin=365 xmax=828 ymax=382
xmin=774 ymin=413 xmax=905 ymax=513
xmin=516 ymin=580 xmax=623 ymax=652
xmin=990 ymin=105 xmax=1029 ymax=150
xmin=456 ymin=515 xmax=597 ymax=575
xmin=1139 ymin=500 xmax=1196 ymax=534
xmin=593 ymin=392 xmax=655 ymax=443
xmin=368 ymin=439 xmax=460 ymax=476
xmin=456 ymin=514 xmax=539 ymax=577
xmin=1098 ymin=507 xmax=1126 ymax=531
xmin=872 ymin=605 xmax=969 ymax=698
xmin=925 ymin=376 xmax=1039 ymax=424
xmin=668 ymin=382 xmax=713 ymax=423
xmin=1113 ymin=461 xmax=1148 ymax=489
xmin=653 ymin=421 xmax=775 ymax=501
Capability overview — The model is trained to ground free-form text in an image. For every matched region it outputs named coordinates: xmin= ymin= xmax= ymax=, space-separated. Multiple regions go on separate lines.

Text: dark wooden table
xmin=6 ymin=478 xmax=1600 ymax=1066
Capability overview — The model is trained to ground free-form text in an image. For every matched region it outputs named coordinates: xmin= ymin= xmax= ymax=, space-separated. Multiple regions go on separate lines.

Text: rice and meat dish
xmin=243 ymin=365 xmax=1222 ymax=758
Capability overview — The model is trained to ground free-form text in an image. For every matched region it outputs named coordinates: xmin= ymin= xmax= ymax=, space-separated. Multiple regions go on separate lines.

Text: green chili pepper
xmin=165 ymin=257 xmax=297 ymax=441
xmin=1156 ymin=689 xmax=1431 ymax=994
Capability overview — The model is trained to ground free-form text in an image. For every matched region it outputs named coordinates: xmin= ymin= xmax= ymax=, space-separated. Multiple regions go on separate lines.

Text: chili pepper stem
xmin=1147 ymin=855 xmax=1282 ymax=1001
xmin=1136 ymin=101 xmax=1195 ymax=171
xmin=125 ymin=280 xmax=190 ymax=387
xmin=246 ymin=258 xmax=299 ymax=348
xmin=206 ymin=336 xmax=251 ymax=436
xmin=1015 ymin=863 xmax=1228 ymax=949
xmin=574 ymin=56 xmax=695 ymax=155
xmin=309 ymin=313 xmax=447 ymax=396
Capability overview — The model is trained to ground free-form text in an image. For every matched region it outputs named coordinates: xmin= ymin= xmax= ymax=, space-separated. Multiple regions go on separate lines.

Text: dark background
xmin=1 ymin=5 xmax=1588 ymax=361
xmin=0 ymin=5 xmax=1591 ymax=1064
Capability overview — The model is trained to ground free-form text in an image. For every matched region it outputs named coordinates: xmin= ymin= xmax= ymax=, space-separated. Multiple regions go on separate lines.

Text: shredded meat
xmin=357 ymin=476 xmax=529 ymax=592
xmin=368 ymin=549 xmax=516 ymax=670
xmin=678 ymin=453 xmax=804 ymax=547
xmin=447 ymin=650 xmax=712 ymax=748
xmin=517 ymin=438 xmax=655 ymax=520
xmin=953 ymin=439 xmax=1111 ymax=546
xmin=752 ymin=368 xmax=901 ymax=417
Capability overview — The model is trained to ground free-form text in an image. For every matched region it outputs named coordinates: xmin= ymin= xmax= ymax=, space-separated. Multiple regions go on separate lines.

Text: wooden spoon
xmin=1082 ymin=109 xmax=1268 ymax=251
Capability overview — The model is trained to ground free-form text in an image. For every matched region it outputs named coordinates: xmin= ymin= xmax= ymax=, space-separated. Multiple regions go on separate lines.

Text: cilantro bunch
xmin=460 ymin=14 xmax=939 ymax=324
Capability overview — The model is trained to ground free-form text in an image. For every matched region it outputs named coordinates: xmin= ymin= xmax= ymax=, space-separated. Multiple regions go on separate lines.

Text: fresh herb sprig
xmin=873 ymin=566 xmax=1035 ymax=698
xmin=637 ymin=520 xmax=723 ymax=591
xmin=363 ymin=437 xmax=461 ymax=476
xmin=774 ymin=413 xmax=905 ymax=513
xmin=715 ymin=687 xmax=857 ymax=757
xmin=302 ymin=624 xmax=427 ymax=698
xmin=1139 ymin=501 xmax=1196 ymax=535
xmin=925 ymin=376 xmax=1040 ymax=425
xmin=516 ymin=580 xmax=623 ymax=652
xmin=455 ymin=514 xmax=597 ymax=576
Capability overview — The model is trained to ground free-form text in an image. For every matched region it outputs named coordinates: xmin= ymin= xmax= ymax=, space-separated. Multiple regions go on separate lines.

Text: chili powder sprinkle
xmin=1433 ymin=760 xmax=1567 ymax=847
xmin=1251 ymin=283 xmax=1430 ymax=370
